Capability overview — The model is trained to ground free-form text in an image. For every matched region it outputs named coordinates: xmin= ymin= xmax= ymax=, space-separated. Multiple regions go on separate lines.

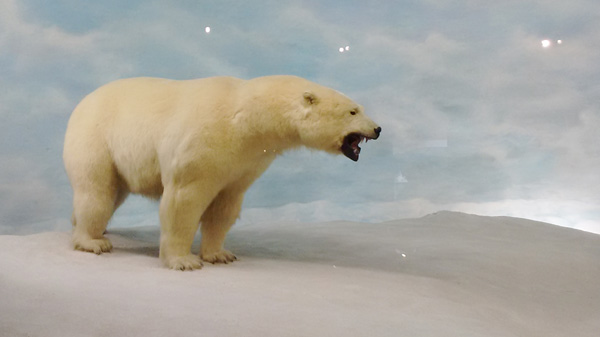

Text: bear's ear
xmin=303 ymin=91 xmax=319 ymax=105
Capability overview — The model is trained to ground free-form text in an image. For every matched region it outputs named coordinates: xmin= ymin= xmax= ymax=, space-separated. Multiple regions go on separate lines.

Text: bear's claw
xmin=166 ymin=254 xmax=204 ymax=271
xmin=202 ymin=249 xmax=238 ymax=264
xmin=73 ymin=237 xmax=113 ymax=254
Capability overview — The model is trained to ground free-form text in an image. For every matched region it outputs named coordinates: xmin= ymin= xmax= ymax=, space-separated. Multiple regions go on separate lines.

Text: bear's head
xmin=296 ymin=87 xmax=381 ymax=161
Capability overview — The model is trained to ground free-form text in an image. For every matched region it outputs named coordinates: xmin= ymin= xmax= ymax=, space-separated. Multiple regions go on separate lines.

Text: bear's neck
xmin=230 ymin=103 xmax=301 ymax=157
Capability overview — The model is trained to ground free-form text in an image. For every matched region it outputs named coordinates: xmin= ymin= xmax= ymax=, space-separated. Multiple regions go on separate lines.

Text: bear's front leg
xmin=200 ymin=189 xmax=244 ymax=264
xmin=159 ymin=181 xmax=217 ymax=270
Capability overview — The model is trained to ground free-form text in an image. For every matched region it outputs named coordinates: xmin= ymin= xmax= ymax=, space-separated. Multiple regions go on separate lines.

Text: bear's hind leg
xmin=71 ymin=185 xmax=120 ymax=254
xmin=200 ymin=189 xmax=244 ymax=264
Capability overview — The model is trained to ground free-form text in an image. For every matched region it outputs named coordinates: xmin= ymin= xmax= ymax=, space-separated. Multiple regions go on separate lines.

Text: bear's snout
xmin=373 ymin=127 xmax=382 ymax=139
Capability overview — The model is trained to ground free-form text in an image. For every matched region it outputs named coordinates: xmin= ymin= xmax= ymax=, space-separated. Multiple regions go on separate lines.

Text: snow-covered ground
xmin=1 ymin=211 xmax=599 ymax=337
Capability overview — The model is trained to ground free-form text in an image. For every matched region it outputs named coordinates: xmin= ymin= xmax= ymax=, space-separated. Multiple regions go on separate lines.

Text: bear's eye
xmin=350 ymin=110 xmax=357 ymax=116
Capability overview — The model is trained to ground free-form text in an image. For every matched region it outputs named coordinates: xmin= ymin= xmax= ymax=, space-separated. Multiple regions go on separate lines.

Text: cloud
xmin=0 ymin=0 xmax=131 ymax=123
xmin=0 ymin=155 xmax=69 ymax=229
xmin=0 ymin=0 xmax=103 ymax=76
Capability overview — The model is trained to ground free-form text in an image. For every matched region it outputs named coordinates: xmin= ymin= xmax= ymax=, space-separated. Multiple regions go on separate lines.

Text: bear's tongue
xmin=341 ymin=133 xmax=363 ymax=162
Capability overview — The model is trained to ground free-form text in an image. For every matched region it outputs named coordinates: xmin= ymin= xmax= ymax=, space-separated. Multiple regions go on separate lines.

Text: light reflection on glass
xmin=541 ymin=39 xmax=551 ymax=48
xmin=396 ymin=174 xmax=408 ymax=183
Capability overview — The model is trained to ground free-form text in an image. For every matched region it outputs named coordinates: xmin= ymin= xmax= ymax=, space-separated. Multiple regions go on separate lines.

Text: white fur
xmin=63 ymin=75 xmax=380 ymax=270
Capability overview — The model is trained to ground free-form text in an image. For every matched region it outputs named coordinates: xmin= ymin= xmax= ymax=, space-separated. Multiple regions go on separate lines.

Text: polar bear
xmin=63 ymin=75 xmax=381 ymax=270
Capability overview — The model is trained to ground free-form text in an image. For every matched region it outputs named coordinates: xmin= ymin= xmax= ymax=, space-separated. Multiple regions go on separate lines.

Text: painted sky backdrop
xmin=1 ymin=0 xmax=599 ymax=234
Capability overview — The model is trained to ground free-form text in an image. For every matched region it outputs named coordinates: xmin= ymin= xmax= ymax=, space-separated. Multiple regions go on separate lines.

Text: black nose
xmin=374 ymin=127 xmax=382 ymax=138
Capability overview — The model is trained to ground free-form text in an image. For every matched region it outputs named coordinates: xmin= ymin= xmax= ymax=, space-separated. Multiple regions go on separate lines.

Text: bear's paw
xmin=202 ymin=249 xmax=238 ymax=264
xmin=73 ymin=237 xmax=113 ymax=255
xmin=166 ymin=254 xmax=204 ymax=271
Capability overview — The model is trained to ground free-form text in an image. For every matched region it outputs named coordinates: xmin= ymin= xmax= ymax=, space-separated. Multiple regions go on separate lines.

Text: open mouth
xmin=341 ymin=132 xmax=376 ymax=162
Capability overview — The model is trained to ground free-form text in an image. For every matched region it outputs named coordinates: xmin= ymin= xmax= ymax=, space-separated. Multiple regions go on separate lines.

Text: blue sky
xmin=1 ymin=0 xmax=599 ymax=234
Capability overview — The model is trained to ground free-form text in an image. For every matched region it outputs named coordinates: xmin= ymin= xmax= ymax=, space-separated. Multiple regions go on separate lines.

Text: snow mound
xmin=1 ymin=211 xmax=599 ymax=337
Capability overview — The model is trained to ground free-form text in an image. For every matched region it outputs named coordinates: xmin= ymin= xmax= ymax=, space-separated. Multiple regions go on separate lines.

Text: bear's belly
xmin=126 ymin=175 xmax=163 ymax=199
xmin=112 ymin=149 xmax=164 ymax=199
